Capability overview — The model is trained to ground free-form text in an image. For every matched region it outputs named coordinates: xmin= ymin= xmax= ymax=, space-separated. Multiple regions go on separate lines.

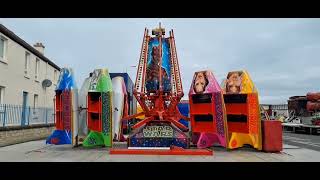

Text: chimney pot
xmin=33 ymin=42 xmax=45 ymax=54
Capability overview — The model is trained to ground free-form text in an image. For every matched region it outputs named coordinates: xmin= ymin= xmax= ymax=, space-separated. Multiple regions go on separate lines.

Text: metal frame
xmin=122 ymin=24 xmax=190 ymax=132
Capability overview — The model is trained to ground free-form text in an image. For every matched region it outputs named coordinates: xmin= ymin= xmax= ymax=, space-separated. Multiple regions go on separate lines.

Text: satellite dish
xmin=42 ymin=79 xmax=52 ymax=88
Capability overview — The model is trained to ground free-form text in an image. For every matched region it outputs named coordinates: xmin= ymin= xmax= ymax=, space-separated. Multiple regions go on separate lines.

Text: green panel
xmin=89 ymin=69 xmax=113 ymax=93
xmin=82 ymin=131 xmax=105 ymax=147
xmin=96 ymin=71 xmax=113 ymax=92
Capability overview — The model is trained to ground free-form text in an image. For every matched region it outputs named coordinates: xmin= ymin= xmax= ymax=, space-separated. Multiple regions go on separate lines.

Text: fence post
xmin=3 ymin=104 xmax=6 ymax=127
xmin=27 ymin=106 xmax=31 ymax=126
xmin=45 ymin=108 xmax=48 ymax=124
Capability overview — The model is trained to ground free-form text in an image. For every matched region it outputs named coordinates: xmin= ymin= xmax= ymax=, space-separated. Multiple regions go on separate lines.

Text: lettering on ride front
xmin=143 ymin=126 xmax=174 ymax=138
xmin=102 ymin=92 xmax=111 ymax=135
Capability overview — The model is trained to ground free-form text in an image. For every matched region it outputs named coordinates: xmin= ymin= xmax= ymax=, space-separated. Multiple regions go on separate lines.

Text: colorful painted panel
xmin=145 ymin=37 xmax=171 ymax=92
xmin=47 ymin=67 xmax=78 ymax=146
xmin=188 ymin=70 xmax=227 ymax=148
xmin=56 ymin=68 xmax=77 ymax=91
xmin=83 ymin=68 xmax=113 ymax=147
xmin=221 ymin=70 xmax=257 ymax=94
xmin=221 ymin=70 xmax=262 ymax=150
xmin=62 ymin=91 xmax=71 ymax=131
xmin=189 ymin=70 xmax=221 ymax=95
xmin=102 ymin=92 xmax=112 ymax=146
xmin=128 ymin=122 xmax=189 ymax=148
xmin=89 ymin=69 xmax=113 ymax=93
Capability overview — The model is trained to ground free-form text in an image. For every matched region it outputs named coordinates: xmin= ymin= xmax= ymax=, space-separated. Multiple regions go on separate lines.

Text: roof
xmin=0 ymin=24 xmax=60 ymax=71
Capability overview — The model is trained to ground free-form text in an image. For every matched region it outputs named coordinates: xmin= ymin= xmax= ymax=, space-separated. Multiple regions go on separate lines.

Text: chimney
xmin=33 ymin=42 xmax=45 ymax=54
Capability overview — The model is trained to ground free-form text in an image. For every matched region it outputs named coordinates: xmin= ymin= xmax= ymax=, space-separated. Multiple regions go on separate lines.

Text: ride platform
xmin=109 ymin=146 xmax=213 ymax=156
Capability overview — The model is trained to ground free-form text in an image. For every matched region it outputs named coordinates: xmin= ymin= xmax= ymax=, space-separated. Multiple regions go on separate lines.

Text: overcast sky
xmin=1 ymin=18 xmax=319 ymax=104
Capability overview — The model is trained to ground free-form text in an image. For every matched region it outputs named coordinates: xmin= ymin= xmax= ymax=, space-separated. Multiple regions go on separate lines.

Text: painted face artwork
xmin=146 ymin=46 xmax=169 ymax=82
xmin=194 ymin=72 xmax=208 ymax=94
xmin=226 ymin=72 xmax=242 ymax=93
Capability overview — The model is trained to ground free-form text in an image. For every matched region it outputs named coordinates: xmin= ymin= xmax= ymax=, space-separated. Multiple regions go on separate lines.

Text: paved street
xmin=1 ymin=134 xmax=320 ymax=162
xmin=283 ymin=132 xmax=320 ymax=151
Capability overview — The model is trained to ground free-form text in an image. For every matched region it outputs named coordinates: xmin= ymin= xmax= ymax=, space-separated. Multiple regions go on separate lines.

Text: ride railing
xmin=0 ymin=104 xmax=55 ymax=127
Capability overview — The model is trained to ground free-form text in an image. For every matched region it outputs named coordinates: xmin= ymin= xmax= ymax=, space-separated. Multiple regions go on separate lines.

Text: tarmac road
xmin=283 ymin=131 xmax=320 ymax=152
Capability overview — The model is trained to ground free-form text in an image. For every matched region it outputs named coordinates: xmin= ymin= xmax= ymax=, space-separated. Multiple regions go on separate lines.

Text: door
xmin=21 ymin=91 xmax=28 ymax=125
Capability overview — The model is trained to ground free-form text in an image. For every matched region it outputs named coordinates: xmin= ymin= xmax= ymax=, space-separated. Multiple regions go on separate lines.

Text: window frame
xmin=0 ymin=86 xmax=5 ymax=104
xmin=35 ymin=58 xmax=40 ymax=82
xmin=24 ymin=51 xmax=30 ymax=78
xmin=0 ymin=36 xmax=8 ymax=63
xmin=33 ymin=94 xmax=38 ymax=109
xmin=54 ymin=69 xmax=57 ymax=85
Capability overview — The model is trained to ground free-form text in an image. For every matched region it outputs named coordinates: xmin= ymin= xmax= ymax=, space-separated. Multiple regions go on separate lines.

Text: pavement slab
xmin=1 ymin=139 xmax=319 ymax=162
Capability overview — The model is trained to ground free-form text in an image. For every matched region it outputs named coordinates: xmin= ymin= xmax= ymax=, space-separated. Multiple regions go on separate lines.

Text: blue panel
xmin=56 ymin=68 xmax=77 ymax=91
xmin=46 ymin=130 xmax=72 ymax=145
xmin=128 ymin=122 xmax=189 ymax=148
xmin=178 ymin=103 xmax=189 ymax=127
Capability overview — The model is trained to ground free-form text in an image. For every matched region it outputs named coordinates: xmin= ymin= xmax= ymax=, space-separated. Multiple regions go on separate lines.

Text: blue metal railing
xmin=0 ymin=104 xmax=55 ymax=127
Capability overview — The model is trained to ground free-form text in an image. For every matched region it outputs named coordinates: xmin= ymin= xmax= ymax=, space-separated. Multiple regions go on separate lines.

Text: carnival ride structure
xmin=46 ymin=68 xmax=79 ymax=146
xmin=221 ymin=70 xmax=262 ymax=150
xmin=77 ymin=73 xmax=92 ymax=144
xmin=110 ymin=24 xmax=212 ymax=155
xmin=82 ymin=69 xmax=113 ymax=147
xmin=189 ymin=70 xmax=228 ymax=149
xmin=112 ymin=76 xmax=128 ymax=141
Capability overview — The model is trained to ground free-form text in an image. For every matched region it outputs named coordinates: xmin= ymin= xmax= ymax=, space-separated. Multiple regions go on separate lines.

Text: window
xmin=0 ymin=86 xmax=4 ymax=104
xmin=33 ymin=94 xmax=38 ymax=109
xmin=24 ymin=52 xmax=30 ymax=77
xmin=35 ymin=58 xmax=40 ymax=81
xmin=0 ymin=36 xmax=8 ymax=62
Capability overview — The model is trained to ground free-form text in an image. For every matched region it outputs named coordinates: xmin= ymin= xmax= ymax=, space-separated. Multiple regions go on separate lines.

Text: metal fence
xmin=0 ymin=104 xmax=55 ymax=127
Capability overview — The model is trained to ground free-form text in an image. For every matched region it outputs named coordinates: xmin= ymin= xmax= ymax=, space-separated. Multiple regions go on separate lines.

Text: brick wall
xmin=0 ymin=124 xmax=55 ymax=147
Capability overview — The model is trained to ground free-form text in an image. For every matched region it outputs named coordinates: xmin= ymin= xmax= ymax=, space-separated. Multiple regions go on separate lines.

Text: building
xmin=0 ymin=24 xmax=60 ymax=109
xmin=261 ymin=104 xmax=288 ymax=118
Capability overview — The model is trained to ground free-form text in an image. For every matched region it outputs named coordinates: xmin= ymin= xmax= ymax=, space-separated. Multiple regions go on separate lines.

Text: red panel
xmin=225 ymin=95 xmax=250 ymax=134
xmin=87 ymin=94 xmax=102 ymax=132
xmin=225 ymin=103 xmax=248 ymax=115
xmin=88 ymin=113 xmax=102 ymax=132
xmin=227 ymin=122 xmax=249 ymax=133
xmin=192 ymin=120 xmax=216 ymax=133
xmin=110 ymin=148 xmax=213 ymax=156
xmin=55 ymin=112 xmax=63 ymax=130
xmin=62 ymin=91 xmax=71 ymax=131
xmin=55 ymin=94 xmax=63 ymax=130
xmin=262 ymin=120 xmax=282 ymax=152
xmin=189 ymin=98 xmax=216 ymax=133
xmin=88 ymin=95 xmax=100 ymax=113
xmin=189 ymin=103 xmax=212 ymax=115
xmin=55 ymin=94 xmax=61 ymax=111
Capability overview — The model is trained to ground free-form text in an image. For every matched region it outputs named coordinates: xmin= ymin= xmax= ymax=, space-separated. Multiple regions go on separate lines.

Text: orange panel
xmin=247 ymin=94 xmax=259 ymax=134
xmin=227 ymin=122 xmax=249 ymax=133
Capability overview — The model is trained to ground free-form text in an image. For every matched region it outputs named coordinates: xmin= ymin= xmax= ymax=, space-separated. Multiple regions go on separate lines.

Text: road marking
xmin=287 ymin=140 xmax=320 ymax=148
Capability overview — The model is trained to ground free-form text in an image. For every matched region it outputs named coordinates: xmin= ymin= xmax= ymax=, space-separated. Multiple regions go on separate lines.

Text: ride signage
xmin=143 ymin=126 xmax=174 ymax=138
